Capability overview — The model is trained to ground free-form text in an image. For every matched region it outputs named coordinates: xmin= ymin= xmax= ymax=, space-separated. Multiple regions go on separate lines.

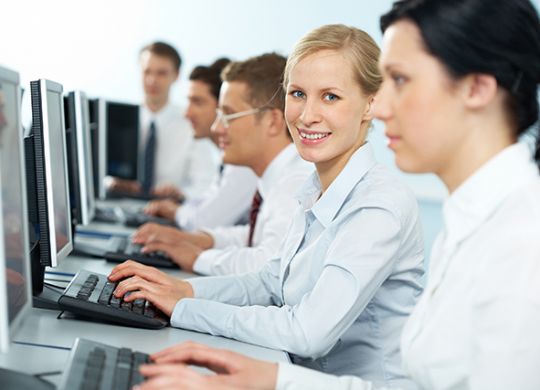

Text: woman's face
xmin=285 ymin=49 xmax=372 ymax=173
xmin=374 ymin=20 xmax=468 ymax=176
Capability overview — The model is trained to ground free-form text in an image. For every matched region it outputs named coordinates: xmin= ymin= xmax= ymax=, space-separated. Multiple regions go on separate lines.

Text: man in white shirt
xmin=132 ymin=53 xmax=314 ymax=275
xmin=108 ymin=41 xmax=220 ymax=200
xmin=144 ymin=58 xmax=258 ymax=231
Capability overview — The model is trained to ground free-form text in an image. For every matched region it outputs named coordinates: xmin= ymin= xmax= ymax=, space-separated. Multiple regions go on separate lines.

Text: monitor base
xmin=33 ymin=285 xmax=63 ymax=311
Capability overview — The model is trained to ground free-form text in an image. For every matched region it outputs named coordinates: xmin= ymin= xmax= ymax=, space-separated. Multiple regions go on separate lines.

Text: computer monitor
xmin=106 ymin=101 xmax=139 ymax=180
xmin=27 ymin=79 xmax=73 ymax=268
xmin=64 ymin=91 xmax=96 ymax=226
xmin=89 ymin=98 xmax=107 ymax=200
xmin=0 ymin=66 xmax=32 ymax=353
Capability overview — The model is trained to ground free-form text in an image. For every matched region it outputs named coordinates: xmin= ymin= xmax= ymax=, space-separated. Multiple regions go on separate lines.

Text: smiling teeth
xmin=300 ymin=132 xmax=329 ymax=140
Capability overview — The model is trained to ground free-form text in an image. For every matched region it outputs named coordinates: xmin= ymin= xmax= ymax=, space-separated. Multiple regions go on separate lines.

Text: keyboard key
xmin=97 ymin=282 xmax=116 ymax=305
xmin=109 ymin=295 xmax=121 ymax=308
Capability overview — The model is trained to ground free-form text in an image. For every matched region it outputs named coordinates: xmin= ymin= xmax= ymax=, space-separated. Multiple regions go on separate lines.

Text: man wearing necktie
xmin=107 ymin=41 xmax=220 ymax=201
xmin=131 ymin=53 xmax=314 ymax=276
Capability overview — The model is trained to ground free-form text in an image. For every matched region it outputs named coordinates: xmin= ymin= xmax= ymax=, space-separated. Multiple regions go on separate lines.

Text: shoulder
xmin=350 ymin=163 xmax=419 ymax=221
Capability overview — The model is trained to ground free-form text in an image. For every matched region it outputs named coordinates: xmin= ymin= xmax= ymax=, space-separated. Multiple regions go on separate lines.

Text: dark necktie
xmin=247 ymin=190 xmax=263 ymax=247
xmin=142 ymin=121 xmax=157 ymax=194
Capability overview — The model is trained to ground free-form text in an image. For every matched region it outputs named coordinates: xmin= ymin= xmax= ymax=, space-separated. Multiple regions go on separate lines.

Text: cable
xmin=45 ymin=270 xmax=75 ymax=277
xmin=43 ymin=282 xmax=66 ymax=291
xmin=33 ymin=370 xmax=62 ymax=378
xmin=13 ymin=340 xmax=71 ymax=351
xmin=44 ymin=278 xmax=71 ymax=284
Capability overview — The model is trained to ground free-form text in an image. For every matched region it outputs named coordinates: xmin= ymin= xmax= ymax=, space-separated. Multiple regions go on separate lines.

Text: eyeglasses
xmin=213 ymin=107 xmax=269 ymax=128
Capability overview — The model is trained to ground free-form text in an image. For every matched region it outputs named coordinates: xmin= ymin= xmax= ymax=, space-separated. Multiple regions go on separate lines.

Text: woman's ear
xmin=462 ymin=74 xmax=498 ymax=110
xmin=362 ymin=95 xmax=375 ymax=121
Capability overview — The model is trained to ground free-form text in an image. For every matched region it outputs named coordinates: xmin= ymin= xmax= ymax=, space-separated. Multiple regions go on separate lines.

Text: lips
xmin=297 ymin=128 xmax=331 ymax=143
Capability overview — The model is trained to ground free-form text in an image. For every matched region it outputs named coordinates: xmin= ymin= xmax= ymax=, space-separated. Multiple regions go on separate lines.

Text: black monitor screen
xmin=46 ymin=90 xmax=70 ymax=254
xmin=0 ymin=79 xmax=30 ymax=327
xmin=106 ymin=102 xmax=139 ymax=180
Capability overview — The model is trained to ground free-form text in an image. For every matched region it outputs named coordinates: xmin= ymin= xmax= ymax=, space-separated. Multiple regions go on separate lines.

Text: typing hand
xmin=107 ymin=177 xmax=141 ymax=194
xmin=108 ymin=260 xmax=193 ymax=317
xmin=132 ymin=223 xmax=184 ymax=245
xmin=152 ymin=183 xmax=184 ymax=202
xmin=144 ymin=199 xmax=179 ymax=221
xmin=133 ymin=223 xmax=215 ymax=250
xmin=141 ymin=240 xmax=203 ymax=272
xmin=137 ymin=341 xmax=278 ymax=390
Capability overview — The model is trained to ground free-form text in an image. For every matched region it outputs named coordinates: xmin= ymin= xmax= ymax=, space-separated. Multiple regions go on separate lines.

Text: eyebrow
xmin=287 ymin=83 xmax=345 ymax=93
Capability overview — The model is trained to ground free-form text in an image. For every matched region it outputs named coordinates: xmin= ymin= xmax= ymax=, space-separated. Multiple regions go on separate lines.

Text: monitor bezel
xmin=38 ymin=79 xmax=73 ymax=266
xmin=73 ymin=91 xmax=96 ymax=225
xmin=0 ymin=66 xmax=33 ymax=353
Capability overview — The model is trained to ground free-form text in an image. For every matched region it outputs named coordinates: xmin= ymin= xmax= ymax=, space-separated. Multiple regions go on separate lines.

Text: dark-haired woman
xmin=131 ymin=0 xmax=540 ymax=389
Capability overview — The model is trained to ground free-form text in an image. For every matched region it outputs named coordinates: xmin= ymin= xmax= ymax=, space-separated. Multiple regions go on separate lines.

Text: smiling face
xmin=374 ymin=20 xmax=469 ymax=176
xmin=185 ymin=80 xmax=218 ymax=139
xmin=285 ymin=49 xmax=373 ymax=177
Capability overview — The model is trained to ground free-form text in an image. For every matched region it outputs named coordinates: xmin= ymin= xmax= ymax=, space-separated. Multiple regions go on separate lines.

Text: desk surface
xmin=0 ymin=213 xmax=288 ymax=385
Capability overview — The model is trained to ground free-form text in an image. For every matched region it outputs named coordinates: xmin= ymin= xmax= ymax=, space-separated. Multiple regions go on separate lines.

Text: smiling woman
xmin=110 ymin=24 xmax=425 ymax=388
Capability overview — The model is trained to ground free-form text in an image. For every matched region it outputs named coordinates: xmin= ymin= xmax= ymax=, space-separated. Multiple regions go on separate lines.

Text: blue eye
xmin=323 ymin=93 xmax=339 ymax=102
xmin=290 ymin=90 xmax=305 ymax=98
xmin=392 ymin=74 xmax=407 ymax=86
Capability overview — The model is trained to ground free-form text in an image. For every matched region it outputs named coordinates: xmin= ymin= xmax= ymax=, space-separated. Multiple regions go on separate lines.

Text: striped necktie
xmin=247 ymin=190 xmax=263 ymax=247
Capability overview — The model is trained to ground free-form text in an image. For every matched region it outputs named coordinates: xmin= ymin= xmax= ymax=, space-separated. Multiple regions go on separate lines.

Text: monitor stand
xmin=0 ymin=367 xmax=55 ymax=390
xmin=30 ymin=243 xmax=63 ymax=311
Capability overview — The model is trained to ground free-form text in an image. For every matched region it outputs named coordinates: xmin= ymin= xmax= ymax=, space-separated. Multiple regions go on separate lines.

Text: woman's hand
xmin=108 ymin=260 xmax=194 ymax=316
xmin=136 ymin=341 xmax=278 ymax=390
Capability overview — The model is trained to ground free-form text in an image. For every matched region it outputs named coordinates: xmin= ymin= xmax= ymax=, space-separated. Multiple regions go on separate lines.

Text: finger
xmin=152 ymin=343 xmax=236 ymax=374
xmin=140 ymin=363 xmax=189 ymax=377
xmin=151 ymin=341 xmax=208 ymax=360
xmin=113 ymin=275 xmax=147 ymax=297
xmin=141 ymin=242 xmax=170 ymax=254
xmin=108 ymin=260 xmax=150 ymax=281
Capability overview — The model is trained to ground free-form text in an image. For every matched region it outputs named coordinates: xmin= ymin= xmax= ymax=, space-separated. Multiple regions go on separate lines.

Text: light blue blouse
xmin=171 ymin=143 xmax=424 ymax=389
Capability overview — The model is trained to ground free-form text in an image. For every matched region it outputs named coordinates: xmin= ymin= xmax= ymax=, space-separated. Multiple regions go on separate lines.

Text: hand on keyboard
xmin=132 ymin=223 xmax=214 ymax=250
xmin=108 ymin=260 xmax=194 ymax=317
xmin=142 ymin=239 xmax=204 ymax=272
xmin=144 ymin=199 xmax=179 ymax=221
xmin=136 ymin=341 xmax=277 ymax=390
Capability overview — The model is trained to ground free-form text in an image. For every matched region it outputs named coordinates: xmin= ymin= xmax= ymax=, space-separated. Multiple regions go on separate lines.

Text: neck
xmin=146 ymin=97 xmax=168 ymax=113
xmin=439 ymin=121 xmax=515 ymax=193
xmin=250 ymin=139 xmax=291 ymax=177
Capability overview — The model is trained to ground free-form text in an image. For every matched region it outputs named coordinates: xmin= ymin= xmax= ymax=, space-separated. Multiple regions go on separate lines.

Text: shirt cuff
xmin=192 ymin=249 xmax=221 ymax=275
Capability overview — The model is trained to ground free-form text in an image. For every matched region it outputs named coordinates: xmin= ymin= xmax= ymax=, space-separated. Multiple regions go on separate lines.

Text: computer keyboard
xmin=58 ymin=269 xmax=168 ymax=329
xmin=104 ymin=236 xmax=176 ymax=268
xmin=123 ymin=211 xmax=176 ymax=228
xmin=58 ymin=338 xmax=150 ymax=390
xmin=94 ymin=205 xmax=123 ymax=224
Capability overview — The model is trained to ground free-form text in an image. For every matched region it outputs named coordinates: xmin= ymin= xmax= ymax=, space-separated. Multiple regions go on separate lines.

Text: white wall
xmin=2 ymin=0 xmax=538 ymax=200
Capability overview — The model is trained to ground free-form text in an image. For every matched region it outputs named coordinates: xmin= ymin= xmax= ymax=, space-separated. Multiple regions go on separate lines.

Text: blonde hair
xmin=283 ymin=24 xmax=382 ymax=97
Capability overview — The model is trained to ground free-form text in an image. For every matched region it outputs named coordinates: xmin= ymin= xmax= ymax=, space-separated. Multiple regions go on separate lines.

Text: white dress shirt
xmin=140 ymin=103 xmax=220 ymax=198
xmin=173 ymin=143 xmax=424 ymax=386
xmin=275 ymin=142 xmax=540 ymax=390
xmin=174 ymin=164 xmax=258 ymax=231
xmin=192 ymin=143 xmax=314 ymax=275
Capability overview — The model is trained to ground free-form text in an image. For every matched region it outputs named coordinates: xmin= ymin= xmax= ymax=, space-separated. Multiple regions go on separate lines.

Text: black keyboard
xmin=104 ymin=236 xmax=176 ymax=268
xmin=59 ymin=338 xmax=150 ymax=390
xmin=58 ymin=270 xmax=168 ymax=329
xmin=94 ymin=206 xmax=123 ymax=224
xmin=123 ymin=211 xmax=176 ymax=228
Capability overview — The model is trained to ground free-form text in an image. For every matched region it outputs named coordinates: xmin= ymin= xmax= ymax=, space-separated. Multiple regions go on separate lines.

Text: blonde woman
xmin=113 ymin=25 xmax=424 ymax=387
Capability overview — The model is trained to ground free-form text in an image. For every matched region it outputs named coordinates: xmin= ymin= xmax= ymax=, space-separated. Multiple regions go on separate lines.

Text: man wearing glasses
xmin=131 ymin=52 xmax=313 ymax=275
xmin=143 ymin=58 xmax=259 ymax=232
